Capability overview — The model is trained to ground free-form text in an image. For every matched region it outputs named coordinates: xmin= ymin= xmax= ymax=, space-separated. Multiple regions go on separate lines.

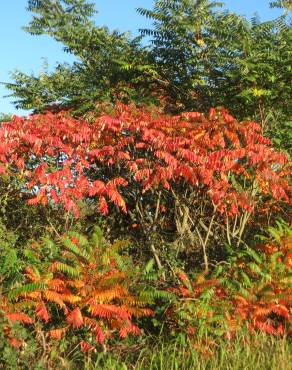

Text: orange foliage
xmin=169 ymin=232 xmax=292 ymax=341
xmin=7 ymin=233 xmax=152 ymax=350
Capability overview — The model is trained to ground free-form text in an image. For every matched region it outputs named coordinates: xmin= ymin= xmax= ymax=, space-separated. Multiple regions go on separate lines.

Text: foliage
xmin=4 ymin=1 xmax=291 ymax=154
xmin=5 ymin=0 xmax=157 ymax=115
xmin=169 ymin=222 xmax=292 ymax=342
xmin=138 ymin=0 xmax=292 ymax=151
xmin=226 ymin=221 xmax=292 ymax=336
xmin=0 ymin=1 xmax=291 ymax=364
xmin=225 ymin=15 xmax=292 ymax=153
xmin=0 ymin=113 xmax=12 ymax=122
xmin=0 ymin=105 xmax=290 ymax=273
xmin=3 ymin=228 xmax=153 ymax=354
xmin=138 ymin=0 xmax=226 ymax=112
xmin=0 ymin=170 xmax=72 ymax=290
xmin=2 ymin=222 xmax=291 ymax=367
xmin=0 ymin=103 xmax=290 ymax=365
xmin=270 ymin=0 xmax=292 ymax=12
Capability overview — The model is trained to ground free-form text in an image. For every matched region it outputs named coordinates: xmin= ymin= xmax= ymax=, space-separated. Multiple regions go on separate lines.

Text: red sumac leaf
xmin=95 ymin=325 xmax=105 ymax=343
xmin=35 ymin=301 xmax=50 ymax=323
xmin=66 ymin=307 xmax=84 ymax=328
xmin=89 ymin=180 xmax=106 ymax=196
xmin=98 ymin=196 xmax=109 ymax=215
xmin=80 ymin=341 xmax=95 ymax=353
xmin=6 ymin=313 xmax=33 ymax=325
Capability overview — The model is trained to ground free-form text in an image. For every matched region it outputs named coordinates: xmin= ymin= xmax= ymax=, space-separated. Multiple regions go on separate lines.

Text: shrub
xmin=168 ymin=221 xmax=292 ymax=342
xmin=0 ymin=105 xmax=290 ymax=272
xmin=4 ymin=228 xmax=153 ymax=353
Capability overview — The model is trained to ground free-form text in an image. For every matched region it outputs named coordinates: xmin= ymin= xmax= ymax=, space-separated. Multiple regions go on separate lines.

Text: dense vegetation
xmin=0 ymin=1 xmax=291 ymax=369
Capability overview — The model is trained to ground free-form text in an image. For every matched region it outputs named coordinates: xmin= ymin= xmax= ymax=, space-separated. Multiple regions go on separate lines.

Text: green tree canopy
xmin=5 ymin=0 xmax=158 ymax=114
xmin=138 ymin=1 xmax=291 ymax=145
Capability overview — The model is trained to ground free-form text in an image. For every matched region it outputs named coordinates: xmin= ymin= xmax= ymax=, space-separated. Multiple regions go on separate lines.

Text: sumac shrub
xmin=0 ymin=104 xmax=290 ymax=270
xmin=168 ymin=222 xmax=292 ymax=342
xmin=5 ymin=228 xmax=153 ymax=353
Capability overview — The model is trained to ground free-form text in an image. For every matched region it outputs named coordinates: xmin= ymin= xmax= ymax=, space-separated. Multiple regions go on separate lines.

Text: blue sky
xmin=0 ymin=0 xmax=282 ymax=115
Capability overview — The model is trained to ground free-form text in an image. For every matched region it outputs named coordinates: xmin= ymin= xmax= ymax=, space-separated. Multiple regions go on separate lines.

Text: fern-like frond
xmin=6 ymin=312 xmax=33 ymax=324
xmin=43 ymin=290 xmax=67 ymax=309
xmin=88 ymin=287 xmax=128 ymax=304
xmin=61 ymin=236 xmax=91 ymax=262
xmin=89 ymin=304 xmax=131 ymax=321
xmin=8 ymin=282 xmax=47 ymax=300
xmin=49 ymin=262 xmax=80 ymax=278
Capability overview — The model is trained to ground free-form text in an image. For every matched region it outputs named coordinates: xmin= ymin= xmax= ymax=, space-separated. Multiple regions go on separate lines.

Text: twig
xmin=150 ymin=243 xmax=165 ymax=281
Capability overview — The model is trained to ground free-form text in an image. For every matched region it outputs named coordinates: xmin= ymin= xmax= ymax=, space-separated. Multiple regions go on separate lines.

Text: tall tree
xmin=137 ymin=0 xmax=230 ymax=112
xmin=138 ymin=0 xmax=292 ymax=151
xmin=5 ymin=0 xmax=157 ymax=114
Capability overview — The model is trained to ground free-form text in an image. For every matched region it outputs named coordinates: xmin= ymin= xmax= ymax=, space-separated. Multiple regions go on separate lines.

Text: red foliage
xmin=67 ymin=308 xmax=84 ymax=329
xmin=0 ymin=104 xmax=290 ymax=218
xmin=35 ymin=301 xmax=50 ymax=323
xmin=80 ymin=341 xmax=96 ymax=353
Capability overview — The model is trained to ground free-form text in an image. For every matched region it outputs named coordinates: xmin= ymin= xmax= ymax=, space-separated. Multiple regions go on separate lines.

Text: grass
xmin=78 ymin=333 xmax=292 ymax=370
xmin=2 ymin=326 xmax=290 ymax=369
